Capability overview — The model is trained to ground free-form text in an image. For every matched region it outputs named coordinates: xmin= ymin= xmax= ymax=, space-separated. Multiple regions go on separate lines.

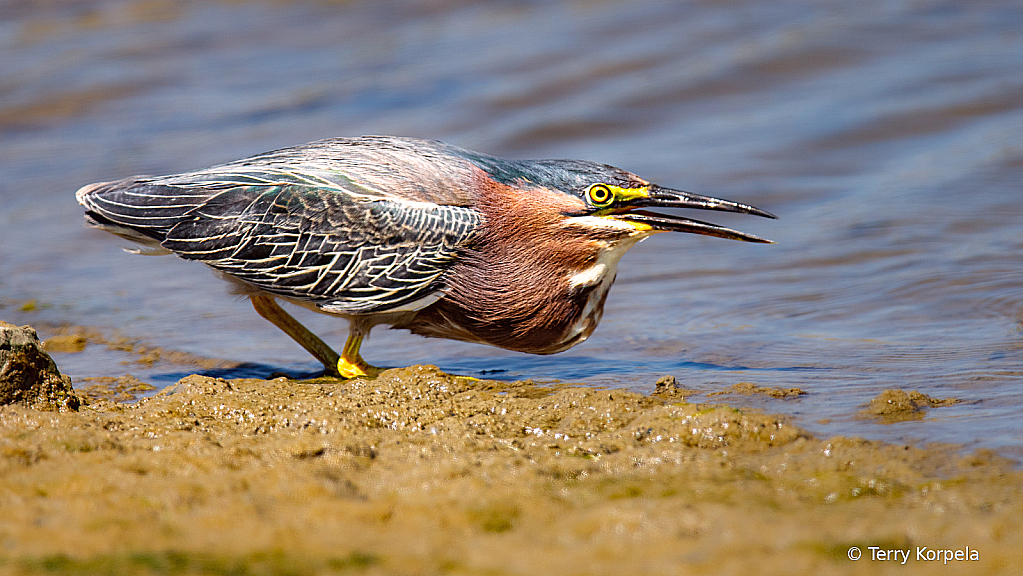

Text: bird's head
xmin=468 ymin=155 xmax=776 ymax=245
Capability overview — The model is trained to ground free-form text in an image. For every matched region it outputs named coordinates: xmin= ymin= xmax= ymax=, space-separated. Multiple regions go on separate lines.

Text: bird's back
xmin=77 ymin=137 xmax=484 ymax=314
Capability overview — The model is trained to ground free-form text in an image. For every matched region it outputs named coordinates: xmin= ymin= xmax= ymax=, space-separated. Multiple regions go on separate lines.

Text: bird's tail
xmin=75 ymin=177 xmax=187 ymax=254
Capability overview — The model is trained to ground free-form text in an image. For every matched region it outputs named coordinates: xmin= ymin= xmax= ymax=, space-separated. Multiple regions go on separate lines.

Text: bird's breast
xmin=402 ymin=235 xmax=644 ymax=355
xmin=543 ymin=263 xmax=618 ymax=353
xmin=547 ymin=238 xmax=638 ymax=352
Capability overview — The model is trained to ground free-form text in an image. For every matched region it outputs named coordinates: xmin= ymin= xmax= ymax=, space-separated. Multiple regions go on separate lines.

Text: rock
xmin=708 ymin=381 xmax=807 ymax=399
xmin=653 ymin=375 xmax=693 ymax=400
xmin=0 ymin=321 xmax=81 ymax=411
xmin=654 ymin=375 xmax=678 ymax=392
xmin=858 ymin=389 xmax=958 ymax=423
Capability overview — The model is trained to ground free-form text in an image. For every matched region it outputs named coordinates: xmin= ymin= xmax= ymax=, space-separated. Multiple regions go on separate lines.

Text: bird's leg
xmin=250 ymin=295 xmax=341 ymax=376
xmin=337 ymin=322 xmax=382 ymax=379
xmin=250 ymin=295 xmax=381 ymax=379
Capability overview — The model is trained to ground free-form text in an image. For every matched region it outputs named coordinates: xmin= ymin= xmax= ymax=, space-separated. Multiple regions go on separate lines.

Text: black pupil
xmin=593 ymin=186 xmax=609 ymax=202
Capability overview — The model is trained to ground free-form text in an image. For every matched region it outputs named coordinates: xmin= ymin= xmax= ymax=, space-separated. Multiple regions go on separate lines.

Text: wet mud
xmin=1 ymin=365 xmax=1019 ymax=575
xmin=707 ymin=381 xmax=808 ymax=399
xmin=859 ymin=390 xmax=961 ymax=424
xmin=38 ymin=323 xmax=242 ymax=371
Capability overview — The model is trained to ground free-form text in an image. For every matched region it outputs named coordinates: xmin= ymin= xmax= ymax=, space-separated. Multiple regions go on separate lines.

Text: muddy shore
xmin=2 ymin=350 xmax=1021 ymax=575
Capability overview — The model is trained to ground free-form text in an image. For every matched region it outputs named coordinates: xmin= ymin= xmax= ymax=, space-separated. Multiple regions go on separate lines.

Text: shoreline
xmin=2 ymin=360 xmax=1020 ymax=575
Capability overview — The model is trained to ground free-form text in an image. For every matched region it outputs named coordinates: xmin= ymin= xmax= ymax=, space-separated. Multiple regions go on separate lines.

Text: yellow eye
xmin=587 ymin=183 xmax=613 ymax=206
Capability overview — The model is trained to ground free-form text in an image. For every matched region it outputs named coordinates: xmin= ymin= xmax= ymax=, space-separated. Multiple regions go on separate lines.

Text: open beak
xmin=611 ymin=185 xmax=776 ymax=243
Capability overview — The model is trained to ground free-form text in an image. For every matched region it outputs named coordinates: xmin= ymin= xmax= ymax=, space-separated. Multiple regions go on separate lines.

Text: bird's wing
xmin=78 ymin=168 xmax=482 ymax=314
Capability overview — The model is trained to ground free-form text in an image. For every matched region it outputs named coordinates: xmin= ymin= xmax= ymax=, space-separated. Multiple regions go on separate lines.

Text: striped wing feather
xmin=80 ymin=168 xmax=481 ymax=314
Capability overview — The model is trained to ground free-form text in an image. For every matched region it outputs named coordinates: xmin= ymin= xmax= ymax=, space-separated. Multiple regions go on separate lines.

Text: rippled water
xmin=2 ymin=0 xmax=1022 ymax=458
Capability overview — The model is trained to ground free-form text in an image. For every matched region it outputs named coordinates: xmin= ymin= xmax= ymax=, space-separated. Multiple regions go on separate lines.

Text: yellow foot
xmin=337 ymin=357 xmax=382 ymax=379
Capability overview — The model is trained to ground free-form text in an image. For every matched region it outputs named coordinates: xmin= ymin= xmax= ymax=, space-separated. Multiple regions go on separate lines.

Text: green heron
xmin=77 ymin=136 xmax=774 ymax=378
